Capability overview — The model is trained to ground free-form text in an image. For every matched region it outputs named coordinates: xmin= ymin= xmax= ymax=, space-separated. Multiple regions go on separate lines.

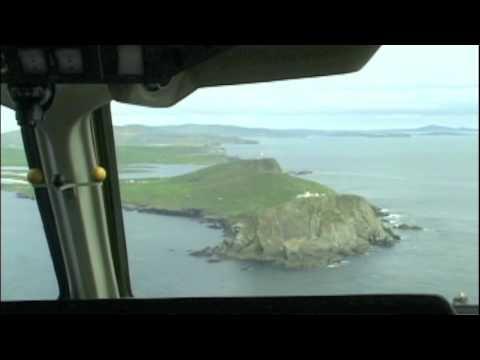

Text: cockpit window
xmin=1 ymin=45 xmax=478 ymax=304
xmin=1 ymin=106 xmax=58 ymax=300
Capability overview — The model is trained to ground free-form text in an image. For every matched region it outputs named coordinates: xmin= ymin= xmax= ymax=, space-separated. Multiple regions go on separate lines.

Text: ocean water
xmin=119 ymin=164 xmax=206 ymax=180
xmin=1 ymin=135 xmax=478 ymax=303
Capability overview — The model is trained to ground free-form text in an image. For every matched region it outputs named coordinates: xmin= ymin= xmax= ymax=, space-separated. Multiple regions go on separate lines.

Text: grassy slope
xmin=2 ymin=149 xmax=333 ymax=219
xmin=3 ymin=158 xmax=334 ymax=218
xmin=120 ymin=159 xmax=335 ymax=217
xmin=1 ymin=145 xmax=229 ymax=197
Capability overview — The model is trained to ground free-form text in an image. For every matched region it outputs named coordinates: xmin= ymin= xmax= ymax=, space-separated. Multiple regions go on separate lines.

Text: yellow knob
xmin=92 ymin=166 xmax=107 ymax=182
xmin=27 ymin=168 xmax=44 ymax=185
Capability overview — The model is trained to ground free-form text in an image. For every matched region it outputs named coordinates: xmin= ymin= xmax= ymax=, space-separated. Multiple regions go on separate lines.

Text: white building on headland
xmin=296 ymin=191 xmax=325 ymax=199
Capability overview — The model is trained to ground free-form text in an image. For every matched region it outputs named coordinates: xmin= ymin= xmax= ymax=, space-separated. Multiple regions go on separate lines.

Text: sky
xmin=1 ymin=45 xmax=478 ymax=133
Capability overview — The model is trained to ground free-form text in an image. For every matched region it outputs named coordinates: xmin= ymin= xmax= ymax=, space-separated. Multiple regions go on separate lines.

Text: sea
xmin=1 ymin=135 xmax=478 ymax=303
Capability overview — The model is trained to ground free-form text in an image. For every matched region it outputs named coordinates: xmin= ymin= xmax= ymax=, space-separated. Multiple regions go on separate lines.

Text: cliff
xmin=214 ymin=193 xmax=400 ymax=268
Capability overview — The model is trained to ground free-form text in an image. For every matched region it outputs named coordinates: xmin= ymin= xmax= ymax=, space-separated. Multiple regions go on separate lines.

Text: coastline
xmin=12 ymin=190 xmax=228 ymax=230
xmin=11 ymin=190 xmax=417 ymax=234
xmin=9 ymin=190 xmax=418 ymax=269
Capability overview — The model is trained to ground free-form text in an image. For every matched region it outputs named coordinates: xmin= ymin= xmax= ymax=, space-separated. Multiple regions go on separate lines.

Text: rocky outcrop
xmin=189 ymin=246 xmax=218 ymax=257
xmin=138 ymin=207 xmax=204 ymax=218
xmin=212 ymin=194 xmax=400 ymax=268
xmin=371 ymin=206 xmax=423 ymax=231
xmin=123 ymin=203 xmax=205 ymax=219
xmin=393 ymin=224 xmax=423 ymax=231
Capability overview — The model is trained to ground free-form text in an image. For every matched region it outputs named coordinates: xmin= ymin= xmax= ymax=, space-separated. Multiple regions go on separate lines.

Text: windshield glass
xmin=1 ymin=127 xmax=58 ymax=299
xmin=1 ymin=45 xmax=478 ymax=304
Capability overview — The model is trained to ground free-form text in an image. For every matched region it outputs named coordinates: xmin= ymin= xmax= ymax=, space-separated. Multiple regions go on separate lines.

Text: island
xmin=2 ymin=157 xmax=401 ymax=268
xmin=119 ymin=158 xmax=400 ymax=268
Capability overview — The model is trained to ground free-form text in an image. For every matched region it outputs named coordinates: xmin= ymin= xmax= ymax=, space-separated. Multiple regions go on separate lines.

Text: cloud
xmin=2 ymin=45 xmax=479 ymax=133
xmin=112 ymin=83 xmax=477 ymax=119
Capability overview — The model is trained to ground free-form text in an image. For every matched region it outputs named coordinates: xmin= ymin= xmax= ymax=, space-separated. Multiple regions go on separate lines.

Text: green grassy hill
xmin=3 ymin=157 xmax=335 ymax=218
xmin=2 ymin=124 xmax=477 ymax=152
xmin=120 ymin=158 xmax=334 ymax=216
xmin=1 ymin=126 xmax=241 ymax=168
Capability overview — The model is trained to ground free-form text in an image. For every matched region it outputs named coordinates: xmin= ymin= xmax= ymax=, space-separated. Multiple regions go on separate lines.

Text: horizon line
xmin=111 ymin=123 xmax=480 ymax=132
xmin=1 ymin=123 xmax=479 ymax=135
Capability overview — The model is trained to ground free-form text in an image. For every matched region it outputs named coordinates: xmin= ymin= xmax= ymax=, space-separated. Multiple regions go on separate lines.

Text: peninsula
xmin=119 ymin=158 xmax=400 ymax=268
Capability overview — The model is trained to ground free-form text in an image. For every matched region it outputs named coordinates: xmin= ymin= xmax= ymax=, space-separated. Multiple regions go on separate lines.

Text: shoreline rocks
xmin=371 ymin=206 xmax=423 ymax=231
xmin=393 ymin=223 xmax=423 ymax=231
xmin=188 ymin=246 xmax=222 ymax=257
xmin=205 ymin=195 xmax=402 ymax=269
xmin=137 ymin=206 xmax=204 ymax=218
xmin=123 ymin=203 xmax=205 ymax=219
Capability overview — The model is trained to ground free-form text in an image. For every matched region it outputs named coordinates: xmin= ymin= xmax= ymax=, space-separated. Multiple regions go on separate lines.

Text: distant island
xmin=110 ymin=123 xmax=479 ymax=140
xmin=2 ymin=122 xmax=477 ymax=171
xmin=110 ymin=123 xmax=477 ymax=139
xmin=1 ymin=123 xmax=478 ymax=150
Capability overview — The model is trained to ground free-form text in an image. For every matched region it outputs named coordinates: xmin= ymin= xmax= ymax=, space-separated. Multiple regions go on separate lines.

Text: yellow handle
xmin=92 ymin=166 xmax=107 ymax=182
xmin=27 ymin=168 xmax=44 ymax=185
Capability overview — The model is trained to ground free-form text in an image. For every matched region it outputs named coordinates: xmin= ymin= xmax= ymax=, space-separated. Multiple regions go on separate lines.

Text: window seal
xmin=91 ymin=104 xmax=133 ymax=298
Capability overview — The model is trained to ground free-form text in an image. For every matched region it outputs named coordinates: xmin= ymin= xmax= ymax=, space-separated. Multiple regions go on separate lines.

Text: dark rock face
xmin=382 ymin=226 xmax=401 ymax=241
xmin=393 ymin=224 xmax=423 ymax=231
xmin=137 ymin=207 xmax=204 ymax=218
xmin=189 ymin=246 xmax=217 ymax=257
xmin=371 ymin=205 xmax=388 ymax=217
xmin=215 ymin=194 xmax=400 ymax=268
xmin=120 ymin=191 xmax=407 ymax=269
xmin=188 ymin=247 xmax=224 ymax=263
xmin=124 ymin=204 xmax=205 ymax=219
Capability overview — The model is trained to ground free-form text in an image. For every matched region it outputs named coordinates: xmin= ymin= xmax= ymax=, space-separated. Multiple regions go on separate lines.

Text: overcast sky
xmin=1 ymin=45 xmax=478 ymax=133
